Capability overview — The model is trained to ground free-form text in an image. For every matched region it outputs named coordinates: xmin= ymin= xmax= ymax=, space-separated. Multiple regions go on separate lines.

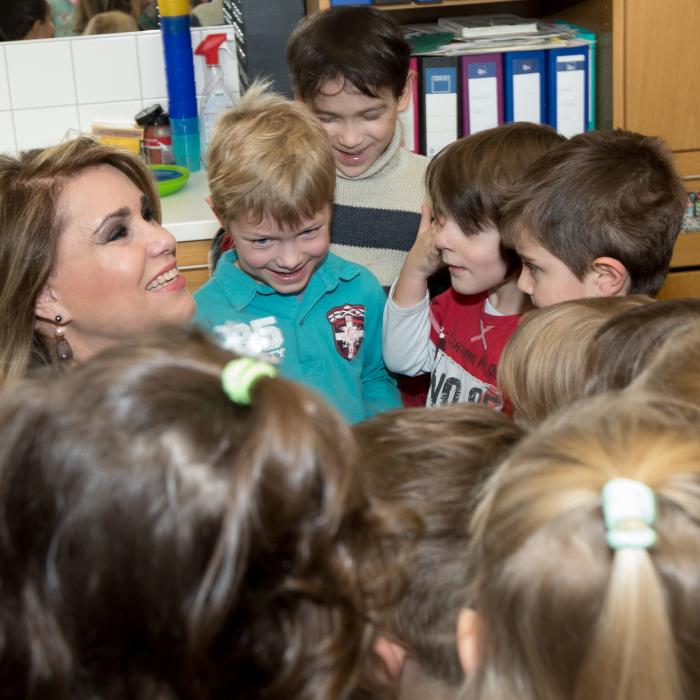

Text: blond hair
xmin=73 ymin=0 xmax=141 ymax=33
xmin=497 ymin=296 xmax=652 ymax=425
xmin=629 ymin=322 xmax=700 ymax=406
xmin=83 ymin=10 xmax=139 ymax=34
xmin=207 ymin=81 xmax=335 ymax=230
xmin=462 ymin=391 xmax=700 ymax=700
xmin=584 ymin=298 xmax=700 ymax=398
xmin=0 ymin=135 xmax=160 ymax=384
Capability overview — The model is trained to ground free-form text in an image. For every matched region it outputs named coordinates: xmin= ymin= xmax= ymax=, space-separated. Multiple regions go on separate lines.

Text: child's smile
xmin=228 ymin=206 xmax=331 ymax=294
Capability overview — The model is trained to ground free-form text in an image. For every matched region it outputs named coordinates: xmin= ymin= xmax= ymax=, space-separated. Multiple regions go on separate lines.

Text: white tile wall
xmin=6 ymin=40 xmax=75 ymax=110
xmin=0 ymin=50 xmax=11 ymax=111
xmin=14 ymin=106 xmax=80 ymax=151
xmin=0 ymin=112 xmax=15 ymax=153
xmin=0 ymin=26 xmax=238 ymax=155
xmin=73 ymin=34 xmax=141 ymax=104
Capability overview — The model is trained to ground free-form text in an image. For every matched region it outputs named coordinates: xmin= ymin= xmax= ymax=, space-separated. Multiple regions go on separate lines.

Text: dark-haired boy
xmin=383 ymin=124 xmax=565 ymax=409
xmin=287 ymin=6 xmax=428 ymax=291
xmin=500 ymin=129 xmax=687 ymax=308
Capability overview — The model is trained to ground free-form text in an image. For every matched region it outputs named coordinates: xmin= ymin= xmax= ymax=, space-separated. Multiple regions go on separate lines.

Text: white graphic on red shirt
xmin=470 ymin=320 xmax=495 ymax=350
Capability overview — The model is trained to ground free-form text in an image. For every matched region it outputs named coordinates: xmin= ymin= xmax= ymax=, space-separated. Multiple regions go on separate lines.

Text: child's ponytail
xmin=576 ymin=548 xmax=680 ymax=700
xmin=463 ymin=392 xmax=700 ymax=700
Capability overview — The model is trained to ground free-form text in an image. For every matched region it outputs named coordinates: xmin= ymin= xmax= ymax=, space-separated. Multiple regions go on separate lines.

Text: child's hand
xmin=392 ymin=205 xmax=442 ymax=308
xmin=403 ymin=205 xmax=443 ymax=279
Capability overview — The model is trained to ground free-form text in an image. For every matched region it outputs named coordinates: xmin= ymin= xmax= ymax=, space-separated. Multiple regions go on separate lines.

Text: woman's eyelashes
xmin=104 ymin=197 xmax=154 ymax=243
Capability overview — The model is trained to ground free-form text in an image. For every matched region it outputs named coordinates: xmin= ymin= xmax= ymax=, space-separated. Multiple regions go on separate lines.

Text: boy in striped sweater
xmin=287 ymin=5 xmax=428 ymax=292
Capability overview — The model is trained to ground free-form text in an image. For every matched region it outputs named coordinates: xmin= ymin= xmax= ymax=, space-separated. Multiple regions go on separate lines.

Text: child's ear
xmin=457 ymin=608 xmax=482 ymax=676
xmin=374 ymin=635 xmax=408 ymax=680
xmin=586 ymin=256 xmax=630 ymax=297
xmin=207 ymin=196 xmax=226 ymax=229
xmin=397 ymin=74 xmax=413 ymax=113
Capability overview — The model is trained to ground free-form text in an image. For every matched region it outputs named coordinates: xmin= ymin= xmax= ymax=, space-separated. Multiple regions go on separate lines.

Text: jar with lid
xmin=135 ymin=104 xmax=174 ymax=165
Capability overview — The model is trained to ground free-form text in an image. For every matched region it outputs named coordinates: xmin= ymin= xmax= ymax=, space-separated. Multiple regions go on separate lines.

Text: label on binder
xmin=556 ymin=54 xmax=586 ymax=137
xmin=512 ymin=57 xmax=541 ymax=123
xmin=468 ymin=62 xmax=499 ymax=134
xmin=424 ymin=66 xmax=458 ymax=157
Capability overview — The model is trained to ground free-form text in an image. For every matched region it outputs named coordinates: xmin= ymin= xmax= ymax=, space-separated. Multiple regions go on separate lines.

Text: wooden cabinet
xmin=613 ymin=0 xmax=700 ymax=189
xmin=658 ymin=233 xmax=700 ymax=300
xmin=177 ymin=240 xmax=211 ymax=294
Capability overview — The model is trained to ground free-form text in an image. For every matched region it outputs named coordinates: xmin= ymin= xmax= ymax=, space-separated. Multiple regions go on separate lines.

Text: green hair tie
xmin=221 ymin=357 xmax=277 ymax=404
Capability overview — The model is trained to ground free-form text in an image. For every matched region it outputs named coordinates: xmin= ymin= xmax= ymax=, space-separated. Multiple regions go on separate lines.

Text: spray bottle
xmin=194 ymin=33 xmax=237 ymax=167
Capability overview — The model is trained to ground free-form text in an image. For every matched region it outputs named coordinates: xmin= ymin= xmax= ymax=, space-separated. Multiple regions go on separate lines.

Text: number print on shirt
xmin=327 ymin=304 xmax=365 ymax=361
xmin=213 ymin=316 xmax=285 ymax=360
xmin=428 ymin=350 xmax=502 ymax=409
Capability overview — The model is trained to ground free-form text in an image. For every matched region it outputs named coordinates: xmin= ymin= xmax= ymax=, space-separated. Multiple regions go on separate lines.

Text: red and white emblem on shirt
xmin=327 ymin=304 xmax=365 ymax=360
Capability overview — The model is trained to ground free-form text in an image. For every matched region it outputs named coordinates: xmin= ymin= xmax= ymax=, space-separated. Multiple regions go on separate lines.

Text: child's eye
xmin=363 ymin=112 xmax=381 ymax=121
xmin=251 ymin=238 xmax=271 ymax=247
xmin=525 ymin=263 xmax=540 ymax=275
xmin=318 ymin=115 xmax=336 ymax=124
xmin=299 ymin=226 xmax=320 ymax=237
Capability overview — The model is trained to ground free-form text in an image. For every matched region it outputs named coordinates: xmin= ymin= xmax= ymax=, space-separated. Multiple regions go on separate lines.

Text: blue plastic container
xmin=170 ymin=116 xmax=200 ymax=172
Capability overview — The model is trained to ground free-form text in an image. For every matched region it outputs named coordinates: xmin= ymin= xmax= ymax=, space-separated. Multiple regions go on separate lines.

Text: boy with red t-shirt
xmin=383 ymin=123 xmax=565 ymax=409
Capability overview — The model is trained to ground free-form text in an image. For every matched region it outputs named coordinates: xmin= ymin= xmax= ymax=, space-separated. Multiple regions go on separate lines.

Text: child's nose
xmin=338 ymin=121 xmax=362 ymax=149
xmin=433 ymin=225 xmax=451 ymax=251
xmin=278 ymin=245 xmax=303 ymax=270
xmin=517 ymin=268 xmax=534 ymax=295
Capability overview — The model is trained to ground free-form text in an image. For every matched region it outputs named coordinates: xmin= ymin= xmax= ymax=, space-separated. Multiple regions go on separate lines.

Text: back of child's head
xmin=631 ymin=322 xmax=700 ymax=406
xmin=207 ymin=81 xmax=335 ymax=230
xmin=497 ymin=295 xmax=653 ymax=425
xmin=461 ymin=391 xmax=700 ymax=700
xmin=354 ymin=404 xmax=523 ymax=687
xmin=584 ymin=297 xmax=700 ymax=397
xmin=500 ymin=129 xmax=687 ymax=296
xmin=83 ymin=9 xmax=138 ymax=34
xmin=287 ymin=6 xmax=410 ymax=101
xmin=0 ymin=326 xmax=381 ymax=700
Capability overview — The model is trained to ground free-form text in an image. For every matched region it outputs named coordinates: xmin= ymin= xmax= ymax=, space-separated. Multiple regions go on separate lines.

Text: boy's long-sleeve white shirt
xmin=383 ymin=280 xmax=521 ymax=409
xmin=382 ymin=280 xmax=435 ymax=376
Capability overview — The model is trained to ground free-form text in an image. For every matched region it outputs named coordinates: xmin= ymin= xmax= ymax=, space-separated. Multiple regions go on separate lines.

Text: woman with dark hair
xmin=0 ymin=0 xmax=54 ymax=41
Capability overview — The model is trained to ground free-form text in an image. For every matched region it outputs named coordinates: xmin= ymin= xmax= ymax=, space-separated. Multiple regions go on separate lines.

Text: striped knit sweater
xmin=331 ymin=125 xmax=428 ymax=289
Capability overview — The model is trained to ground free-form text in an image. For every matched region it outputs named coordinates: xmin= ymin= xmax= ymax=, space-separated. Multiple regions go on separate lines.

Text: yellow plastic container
xmin=91 ymin=123 xmax=143 ymax=155
xmin=158 ymin=0 xmax=189 ymax=16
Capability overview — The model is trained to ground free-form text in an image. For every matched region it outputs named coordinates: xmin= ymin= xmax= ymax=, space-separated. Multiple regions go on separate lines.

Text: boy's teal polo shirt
xmin=194 ymin=250 xmax=400 ymax=423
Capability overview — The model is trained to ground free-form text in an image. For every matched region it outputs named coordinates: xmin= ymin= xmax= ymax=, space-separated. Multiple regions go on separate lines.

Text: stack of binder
xmin=399 ymin=17 xmax=595 ymax=155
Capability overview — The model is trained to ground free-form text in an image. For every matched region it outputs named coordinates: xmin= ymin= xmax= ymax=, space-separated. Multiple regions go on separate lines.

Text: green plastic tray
xmin=149 ymin=164 xmax=190 ymax=197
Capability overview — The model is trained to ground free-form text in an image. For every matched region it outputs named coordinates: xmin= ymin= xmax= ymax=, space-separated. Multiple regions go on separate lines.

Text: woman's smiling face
xmin=37 ymin=164 xmax=194 ymax=360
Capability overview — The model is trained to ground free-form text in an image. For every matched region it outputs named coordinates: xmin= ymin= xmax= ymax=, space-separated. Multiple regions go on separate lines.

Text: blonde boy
xmin=194 ymin=84 xmax=400 ymax=423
